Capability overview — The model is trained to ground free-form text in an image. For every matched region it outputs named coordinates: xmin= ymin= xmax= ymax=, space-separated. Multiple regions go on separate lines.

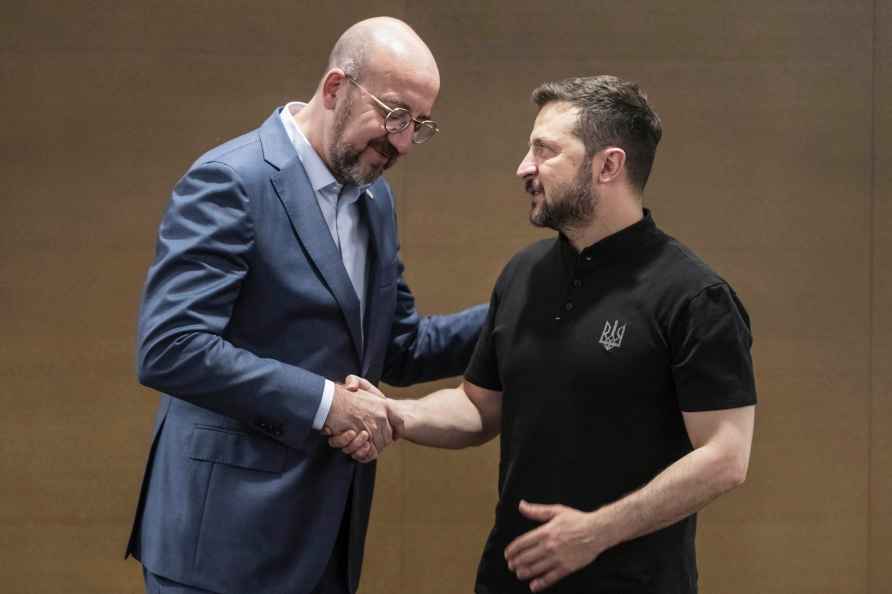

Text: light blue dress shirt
xmin=279 ymin=102 xmax=372 ymax=430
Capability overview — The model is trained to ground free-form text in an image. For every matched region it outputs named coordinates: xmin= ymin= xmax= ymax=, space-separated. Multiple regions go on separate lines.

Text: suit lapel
xmin=262 ymin=111 xmax=364 ymax=362
xmin=359 ymin=186 xmax=392 ymax=374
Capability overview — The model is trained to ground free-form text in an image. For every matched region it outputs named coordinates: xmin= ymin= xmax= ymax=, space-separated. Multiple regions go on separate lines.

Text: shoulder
xmin=646 ymin=228 xmax=750 ymax=329
xmin=651 ymin=229 xmax=729 ymax=299
xmin=493 ymin=238 xmax=556 ymax=293
xmin=190 ymin=131 xmax=264 ymax=179
xmin=184 ymin=111 xmax=284 ymax=187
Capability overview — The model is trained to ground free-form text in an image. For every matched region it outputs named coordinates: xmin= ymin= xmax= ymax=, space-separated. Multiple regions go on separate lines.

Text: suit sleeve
xmin=379 ymin=209 xmax=488 ymax=387
xmin=136 ymin=161 xmax=325 ymax=450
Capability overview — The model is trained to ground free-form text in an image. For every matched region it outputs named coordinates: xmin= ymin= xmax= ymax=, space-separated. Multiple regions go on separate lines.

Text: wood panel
xmin=0 ymin=2 xmax=886 ymax=593
xmin=870 ymin=1 xmax=892 ymax=592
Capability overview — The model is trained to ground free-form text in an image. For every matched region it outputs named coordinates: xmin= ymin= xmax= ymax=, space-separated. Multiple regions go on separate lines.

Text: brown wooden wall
xmin=1 ymin=2 xmax=888 ymax=593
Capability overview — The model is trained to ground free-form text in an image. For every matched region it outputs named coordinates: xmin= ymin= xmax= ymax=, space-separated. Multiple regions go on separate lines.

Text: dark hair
xmin=532 ymin=75 xmax=662 ymax=192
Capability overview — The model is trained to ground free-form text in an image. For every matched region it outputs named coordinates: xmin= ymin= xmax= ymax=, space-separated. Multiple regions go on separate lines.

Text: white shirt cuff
xmin=312 ymin=379 xmax=335 ymax=430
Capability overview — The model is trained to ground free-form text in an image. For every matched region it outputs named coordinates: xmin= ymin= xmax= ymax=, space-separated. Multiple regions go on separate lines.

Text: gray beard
xmin=328 ymin=97 xmax=396 ymax=186
xmin=328 ymin=97 xmax=364 ymax=186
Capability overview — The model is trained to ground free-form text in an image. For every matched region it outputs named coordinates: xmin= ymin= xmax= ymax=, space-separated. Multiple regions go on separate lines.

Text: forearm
xmin=138 ymin=330 xmax=325 ymax=449
xmin=395 ymin=386 xmax=498 ymax=449
xmin=590 ymin=443 xmax=747 ymax=551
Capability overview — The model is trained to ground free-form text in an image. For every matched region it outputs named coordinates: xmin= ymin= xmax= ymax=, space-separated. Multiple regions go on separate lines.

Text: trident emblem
xmin=598 ymin=320 xmax=627 ymax=351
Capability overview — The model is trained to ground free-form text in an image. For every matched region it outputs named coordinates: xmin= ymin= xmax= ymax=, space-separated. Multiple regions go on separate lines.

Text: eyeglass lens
xmin=384 ymin=110 xmax=437 ymax=144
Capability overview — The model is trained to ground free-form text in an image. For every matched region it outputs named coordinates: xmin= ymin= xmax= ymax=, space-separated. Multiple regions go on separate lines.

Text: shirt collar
xmin=279 ymin=102 xmax=373 ymax=203
xmin=558 ymin=208 xmax=661 ymax=270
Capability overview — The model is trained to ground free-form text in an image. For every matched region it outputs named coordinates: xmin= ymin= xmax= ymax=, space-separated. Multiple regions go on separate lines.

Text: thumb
xmin=344 ymin=375 xmax=362 ymax=391
xmin=518 ymin=500 xmax=561 ymax=522
xmin=346 ymin=374 xmax=385 ymax=398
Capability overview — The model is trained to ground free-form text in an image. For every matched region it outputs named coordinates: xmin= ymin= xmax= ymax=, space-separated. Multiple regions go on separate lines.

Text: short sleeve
xmin=670 ymin=283 xmax=757 ymax=411
xmin=464 ymin=285 xmax=502 ymax=392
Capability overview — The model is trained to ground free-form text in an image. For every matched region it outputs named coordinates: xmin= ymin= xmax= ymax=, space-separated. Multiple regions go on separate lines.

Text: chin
xmin=528 ymin=207 xmax=545 ymax=228
xmin=359 ymin=155 xmax=388 ymax=176
xmin=365 ymin=163 xmax=387 ymax=181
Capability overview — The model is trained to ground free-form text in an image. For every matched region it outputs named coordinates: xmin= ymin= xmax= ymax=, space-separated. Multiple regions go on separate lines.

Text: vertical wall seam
xmin=868 ymin=1 xmax=877 ymax=592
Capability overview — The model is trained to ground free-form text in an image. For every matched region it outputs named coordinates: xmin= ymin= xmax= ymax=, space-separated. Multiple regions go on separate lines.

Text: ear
xmin=595 ymin=147 xmax=626 ymax=184
xmin=321 ymin=69 xmax=348 ymax=111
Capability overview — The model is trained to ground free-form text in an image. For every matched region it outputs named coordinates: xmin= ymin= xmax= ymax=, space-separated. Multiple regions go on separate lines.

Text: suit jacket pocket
xmin=189 ymin=425 xmax=287 ymax=473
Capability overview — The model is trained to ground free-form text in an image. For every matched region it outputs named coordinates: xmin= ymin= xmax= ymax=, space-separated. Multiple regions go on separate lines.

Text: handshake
xmin=322 ymin=375 xmax=407 ymax=463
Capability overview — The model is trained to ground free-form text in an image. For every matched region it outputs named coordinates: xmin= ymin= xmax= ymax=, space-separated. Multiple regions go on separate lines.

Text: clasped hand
xmin=323 ymin=375 xmax=403 ymax=463
xmin=505 ymin=500 xmax=605 ymax=592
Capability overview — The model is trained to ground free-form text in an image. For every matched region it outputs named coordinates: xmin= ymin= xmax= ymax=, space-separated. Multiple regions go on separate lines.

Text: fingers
xmin=328 ymin=429 xmax=376 ymax=456
xmin=325 ymin=429 xmax=381 ymax=463
xmin=518 ymin=500 xmax=561 ymax=521
xmin=341 ymin=431 xmax=370 ymax=456
xmin=530 ymin=567 xmax=568 ymax=593
xmin=363 ymin=399 xmax=394 ymax=451
xmin=327 ymin=431 xmax=379 ymax=462
xmin=508 ymin=541 xmax=547 ymax=574
xmin=328 ymin=429 xmax=356 ymax=449
xmin=514 ymin=555 xmax=558 ymax=582
xmin=351 ymin=441 xmax=378 ymax=463
xmin=505 ymin=525 xmax=545 ymax=562
xmin=507 ymin=542 xmax=568 ymax=591
xmin=345 ymin=374 xmax=385 ymax=398
xmin=369 ymin=419 xmax=394 ymax=452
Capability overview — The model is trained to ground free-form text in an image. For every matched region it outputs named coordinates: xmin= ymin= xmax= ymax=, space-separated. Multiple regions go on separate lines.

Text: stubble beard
xmin=529 ymin=159 xmax=597 ymax=233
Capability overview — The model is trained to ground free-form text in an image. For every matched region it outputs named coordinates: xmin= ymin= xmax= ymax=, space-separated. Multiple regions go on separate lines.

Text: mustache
xmin=525 ymin=178 xmax=542 ymax=195
xmin=368 ymin=137 xmax=399 ymax=161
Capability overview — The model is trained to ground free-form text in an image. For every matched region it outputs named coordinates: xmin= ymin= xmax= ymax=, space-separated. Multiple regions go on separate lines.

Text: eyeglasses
xmin=346 ymin=75 xmax=439 ymax=144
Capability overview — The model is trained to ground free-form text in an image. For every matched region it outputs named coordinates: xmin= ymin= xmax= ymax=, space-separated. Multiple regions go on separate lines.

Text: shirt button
xmin=554 ymin=316 xmax=562 ymax=321
xmin=572 ymin=279 xmax=582 ymax=288
xmin=584 ymin=256 xmax=592 ymax=262
xmin=564 ymin=302 xmax=574 ymax=311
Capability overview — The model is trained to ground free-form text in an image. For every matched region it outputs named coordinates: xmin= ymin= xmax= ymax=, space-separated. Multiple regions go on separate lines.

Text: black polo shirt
xmin=466 ymin=210 xmax=756 ymax=594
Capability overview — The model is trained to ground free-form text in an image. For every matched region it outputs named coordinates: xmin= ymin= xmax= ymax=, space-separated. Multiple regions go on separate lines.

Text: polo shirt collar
xmin=558 ymin=208 xmax=659 ymax=269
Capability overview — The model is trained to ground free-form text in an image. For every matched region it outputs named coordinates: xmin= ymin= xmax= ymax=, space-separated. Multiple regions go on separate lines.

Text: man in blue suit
xmin=126 ymin=17 xmax=487 ymax=594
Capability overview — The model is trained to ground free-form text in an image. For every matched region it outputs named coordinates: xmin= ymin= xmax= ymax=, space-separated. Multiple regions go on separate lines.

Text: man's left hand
xmin=505 ymin=500 xmax=604 ymax=592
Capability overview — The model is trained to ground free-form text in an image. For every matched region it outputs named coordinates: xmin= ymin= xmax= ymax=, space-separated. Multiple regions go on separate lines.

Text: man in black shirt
xmin=331 ymin=75 xmax=756 ymax=594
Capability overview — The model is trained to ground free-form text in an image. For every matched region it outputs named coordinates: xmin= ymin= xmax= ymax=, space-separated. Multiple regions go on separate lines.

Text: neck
xmin=563 ymin=194 xmax=644 ymax=252
xmin=292 ymin=98 xmax=331 ymax=168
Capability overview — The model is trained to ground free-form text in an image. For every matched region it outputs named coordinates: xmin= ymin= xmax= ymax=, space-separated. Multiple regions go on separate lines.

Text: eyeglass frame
xmin=344 ymin=75 xmax=440 ymax=144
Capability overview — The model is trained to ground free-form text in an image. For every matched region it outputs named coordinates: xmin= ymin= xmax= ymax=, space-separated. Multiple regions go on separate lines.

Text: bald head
xmin=326 ymin=17 xmax=439 ymax=87
xmin=296 ymin=17 xmax=441 ymax=187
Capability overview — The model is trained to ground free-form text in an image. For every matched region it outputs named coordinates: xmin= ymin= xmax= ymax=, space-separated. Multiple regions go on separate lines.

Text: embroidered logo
xmin=598 ymin=320 xmax=627 ymax=351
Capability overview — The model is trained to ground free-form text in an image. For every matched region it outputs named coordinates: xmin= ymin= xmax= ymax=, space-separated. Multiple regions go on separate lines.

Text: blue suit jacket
xmin=126 ymin=109 xmax=487 ymax=594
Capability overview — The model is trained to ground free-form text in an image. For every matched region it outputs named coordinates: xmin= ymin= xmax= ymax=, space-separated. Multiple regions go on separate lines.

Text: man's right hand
xmin=325 ymin=375 xmax=408 ymax=462
xmin=323 ymin=382 xmax=394 ymax=455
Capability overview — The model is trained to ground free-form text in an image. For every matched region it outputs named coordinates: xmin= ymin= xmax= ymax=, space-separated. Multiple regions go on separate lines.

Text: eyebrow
xmin=530 ymin=138 xmax=557 ymax=149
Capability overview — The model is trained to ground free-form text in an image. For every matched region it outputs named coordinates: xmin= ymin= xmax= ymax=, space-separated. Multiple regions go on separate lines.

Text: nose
xmin=516 ymin=149 xmax=536 ymax=178
xmin=388 ymin=125 xmax=414 ymax=155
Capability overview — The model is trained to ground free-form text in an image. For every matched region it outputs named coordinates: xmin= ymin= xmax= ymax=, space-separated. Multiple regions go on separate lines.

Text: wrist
xmin=389 ymin=398 xmax=415 ymax=439
xmin=585 ymin=509 xmax=617 ymax=555
xmin=325 ymin=383 xmax=353 ymax=427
